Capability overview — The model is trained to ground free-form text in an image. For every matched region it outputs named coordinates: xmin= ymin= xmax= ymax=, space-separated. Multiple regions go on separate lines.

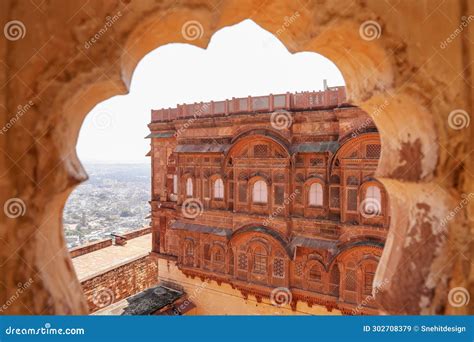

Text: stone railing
xmin=69 ymin=226 xmax=152 ymax=258
xmin=151 ymin=87 xmax=346 ymax=122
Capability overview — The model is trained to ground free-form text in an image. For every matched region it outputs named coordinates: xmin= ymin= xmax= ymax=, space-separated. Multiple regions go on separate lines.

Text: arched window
xmin=186 ymin=178 xmax=193 ymax=197
xmin=253 ymin=246 xmax=267 ymax=274
xmin=309 ymin=264 xmax=322 ymax=281
xmin=213 ymin=247 xmax=225 ymax=264
xmin=309 ymin=183 xmax=323 ymax=206
xmin=364 ymin=185 xmax=382 ymax=215
xmin=252 ymin=180 xmax=268 ymax=204
xmin=214 ymin=178 xmax=224 ymax=199
xmin=173 ymin=175 xmax=178 ymax=194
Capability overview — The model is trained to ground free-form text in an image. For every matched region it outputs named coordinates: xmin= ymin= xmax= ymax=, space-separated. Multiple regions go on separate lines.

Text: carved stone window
xmin=214 ymin=178 xmax=224 ymax=199
xmin=309 ymin=183 xmax=323 ymax=206
xmin=309 ymin=265 xmax=322 ymax=281
xmin=273 ymin=257 xmax=285 ymax=278
xmin=295 ymin=262 xmax=304 ymax=277
xmin=254 ymin=144 xmax=268 ymax=157
xmin=364 ymin=271 xmax=375 ymax=295
xmin=363 ymin=185 xmax=382 ymax=215
xmin=213 ymin=247 xmax=225 ymax=264
xmin=252 ymin=180 xmax=268 ymax=204
xmin=238 ymin=184 xmax=247 ymax=202
xmin=330 ymin=186 xmax=340 ymax=208
xmin=186 ymin=178 xmax=193 ymax=197
xmin=347 ymin=188 xmax=358 ymax=212
xmin=253 ymin=246 xmax=267 ymax=274
xmin=238 ymin=253 xmax=248 ymax=270
xmin=346 ymin=176 xmax=359 ymax=185
xmin=366 ymin=144 xmax=381 ymax=159
xmin=274 ymin=185 xmax=284 ymax=205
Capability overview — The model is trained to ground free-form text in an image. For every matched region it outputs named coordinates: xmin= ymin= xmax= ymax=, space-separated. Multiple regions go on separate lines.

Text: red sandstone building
xmin=147 ymin=86 xmax=389 ymax=315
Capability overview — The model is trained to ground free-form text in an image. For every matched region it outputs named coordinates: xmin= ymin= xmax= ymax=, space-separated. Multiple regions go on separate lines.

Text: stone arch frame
xmin=209 ymin=173 xmax=225 ymax=201
xmin=248 ymin=175 xmax=270 ymax=205
xmin=1 ymin=1 xmax=469 ymax=315
xmin=224 ymin=130 xmax=290 ymax=166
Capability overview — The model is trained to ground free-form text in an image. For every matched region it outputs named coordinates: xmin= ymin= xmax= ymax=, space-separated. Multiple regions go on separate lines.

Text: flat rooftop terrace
xmin=72 ymin=234 xmax=152 ymax=282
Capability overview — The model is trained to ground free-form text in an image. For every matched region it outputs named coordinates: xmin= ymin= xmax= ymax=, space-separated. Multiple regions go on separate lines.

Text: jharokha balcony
xmin=146 ymin=86 xmax=389 ymax=315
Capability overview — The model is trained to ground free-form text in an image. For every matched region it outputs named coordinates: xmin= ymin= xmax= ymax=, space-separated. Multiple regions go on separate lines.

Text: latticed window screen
xmin=364 ymin=271 xmax=375 ymax=295
xmin=309 ymin=265 xmax=322 ymax=281
xmin=310 ymin=158 xmax=324 ymax=166
xmin=274 ymin=186 xmax=284 ymax=205
xmin=296 ymin=156 xmax=305 ymax=167
xmin=273 ymin=258 xmax=285 ymax=278
xmin=346 ymin=269 xmax=357 ymax=291
xmin=238 ymin=184 xmax=247 ymax=202
xmin=347 ymin=189 xmax=358 ymax=211
xmin=214 ymin=157 xmax=222 ymax=164
xmin=366 ymin=144 xmax=381 ymax=159
xmin=253 ymin=253 xmax=267 ymax=274
xmin=213 ymin=248 xmax=225 ymax=263
xmin=295 ymin=262 xmax=304 ymax=277
xmin=203 ymin=179 xmax=209 ymax=197
xmin=346 ymin=176 xmax=359 ymax=185
xmin=295 ymin=186 xmax=303 ymax=204
xmin=238 ymin=253 xmax=248 ymax=270
xmin=204 ymin=244 xmax=211 ymax=260
xmin=330 ymin=187 xmax=340 ymax=208
xmin=229 ymin=182 xmax=234 ymax=200
xmin=295 ymin=173 xmax=305 ymax=183
xmin=185 ymin=241 xmax=194 ymax=256
xmin=254 ymin=144 xmax=268 ymax=157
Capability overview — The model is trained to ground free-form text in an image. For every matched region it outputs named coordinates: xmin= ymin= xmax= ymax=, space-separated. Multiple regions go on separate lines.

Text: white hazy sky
xmin=77 ymin=20 xmax=345 ymax=164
